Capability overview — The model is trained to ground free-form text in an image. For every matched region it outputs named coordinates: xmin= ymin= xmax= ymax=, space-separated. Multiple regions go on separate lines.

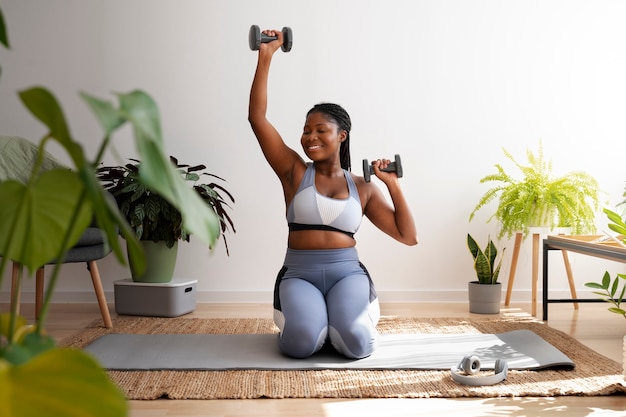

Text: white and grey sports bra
xmin=287 ymin=163 xmax=362 ymax=238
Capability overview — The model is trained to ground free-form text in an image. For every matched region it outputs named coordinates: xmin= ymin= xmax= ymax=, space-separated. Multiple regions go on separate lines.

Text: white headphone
xmin=450 ymin=355 xmax=508 ymax=386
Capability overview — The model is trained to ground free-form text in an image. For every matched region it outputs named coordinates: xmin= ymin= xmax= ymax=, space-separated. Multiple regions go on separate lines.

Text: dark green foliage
xmin=585 ymin=271 xmax=626 ymax=318
xmin=586 ymin=199 xmax=626 ymax=319
xmin=97 ymin=156 xmax=235 ymax=254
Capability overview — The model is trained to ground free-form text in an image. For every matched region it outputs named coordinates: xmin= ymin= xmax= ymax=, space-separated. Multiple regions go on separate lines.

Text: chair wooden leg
xmin=87 ymin=260 xmax=113 ymax=328
xmin=35 ymin=267 xmax=45 ymax=319
xmin=11 ymin=261 xmax=21 ymax=314
xmin=505 ymin=232 xmax=523 ymax=306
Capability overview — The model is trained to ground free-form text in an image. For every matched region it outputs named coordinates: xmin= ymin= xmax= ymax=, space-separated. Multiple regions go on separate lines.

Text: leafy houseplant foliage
xmin=603 ymin=182 xmax=626 ymax=245
xmin=467 ymin=234 xmax=504 ymax=285
xmin=0 ymin=87 xmax=222 ymax=417
xmin=585 ymin=271 xmax=626 ymax=319
xmin=469 ymin=143 xmax=600 ymax=240
xmin=97 ymin=157 xmax=235 ymax=253
xmin=604 ymin=207 xmax=626 ymax=245
xmin=585 ymin=192 xmax=626 ymax=319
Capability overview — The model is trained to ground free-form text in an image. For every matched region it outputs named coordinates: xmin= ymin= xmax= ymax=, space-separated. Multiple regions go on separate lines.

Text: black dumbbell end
xmin=363 ymin=154 xmax=403 ymax=181
xmin=394 ymin=154 xmax=403 ymax=178
xmin=282 ymin=27 xmax=293 ymax=52
xmin=249 ymin=25 xmax=261 ymax=50
xmin=362 ymin=159 xmax=371 ymax=183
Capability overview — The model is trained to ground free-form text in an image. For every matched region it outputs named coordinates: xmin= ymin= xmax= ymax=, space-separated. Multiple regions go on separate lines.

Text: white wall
xmin=1 ymin=0 xmax=625 ymax=305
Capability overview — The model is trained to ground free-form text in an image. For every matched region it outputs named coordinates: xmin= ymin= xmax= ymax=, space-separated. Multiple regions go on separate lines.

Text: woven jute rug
xmin=61 ymin=316 xmax=626 ymax=400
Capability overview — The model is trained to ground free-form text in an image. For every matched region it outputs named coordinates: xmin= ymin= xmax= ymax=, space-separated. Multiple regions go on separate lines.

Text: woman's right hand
xmin=259 ymin=29 xmax=284 ymax=55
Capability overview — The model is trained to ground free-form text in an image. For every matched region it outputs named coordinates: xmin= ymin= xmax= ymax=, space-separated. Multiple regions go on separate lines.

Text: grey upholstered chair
xmin=1 ymin=136 xmax=113 ymax=328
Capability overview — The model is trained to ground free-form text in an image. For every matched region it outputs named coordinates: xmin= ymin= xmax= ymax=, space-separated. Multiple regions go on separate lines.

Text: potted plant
xmin=467 ymin=234 xmax=505 ymax=314
xmin=96 ymin=157 xmax=235 ymax=282
xmin=0 ymin=86 xmax=223 ymax=416
xmin=585 ymin=186 xmax=626 ymax=317
xmin=584 ymin=187 xmax=626 ymax=377
xmin=469 ymin=142 xmax=601 ymax=239
xmin=1 ymin=8 xmax=224 ymax=414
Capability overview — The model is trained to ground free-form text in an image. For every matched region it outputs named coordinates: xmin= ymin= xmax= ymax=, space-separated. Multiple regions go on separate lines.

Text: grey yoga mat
xmin=84 ymin=329 xmax=574 ymax=371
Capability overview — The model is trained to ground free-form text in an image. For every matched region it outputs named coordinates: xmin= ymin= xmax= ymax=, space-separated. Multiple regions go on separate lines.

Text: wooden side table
xmin=504 ymin=231 xmax=578 ymax=317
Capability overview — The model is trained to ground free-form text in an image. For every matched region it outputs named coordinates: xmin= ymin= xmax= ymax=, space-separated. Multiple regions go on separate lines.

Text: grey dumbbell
xmin=363 ymin=154 xmax=403 ymax=183
xmin=248 ymin=25 xmax=293 ymax=52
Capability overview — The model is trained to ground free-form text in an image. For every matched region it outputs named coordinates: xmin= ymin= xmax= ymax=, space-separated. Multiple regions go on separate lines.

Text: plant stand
xmin=504 ymin=231 xmax=578 ymax=317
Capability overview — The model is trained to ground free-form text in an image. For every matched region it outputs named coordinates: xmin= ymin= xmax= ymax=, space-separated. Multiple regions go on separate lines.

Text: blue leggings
xmin=273 ymin=247 xmax=380 ymax=359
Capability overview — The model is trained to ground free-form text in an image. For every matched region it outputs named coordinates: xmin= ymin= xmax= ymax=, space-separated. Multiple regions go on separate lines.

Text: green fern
xmin=469 ymin=143 xmax=600 ymax=240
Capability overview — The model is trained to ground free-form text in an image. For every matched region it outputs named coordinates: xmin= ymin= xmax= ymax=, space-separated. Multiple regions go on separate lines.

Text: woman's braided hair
xmin=307 ymin=103 xmax=352 ymax=171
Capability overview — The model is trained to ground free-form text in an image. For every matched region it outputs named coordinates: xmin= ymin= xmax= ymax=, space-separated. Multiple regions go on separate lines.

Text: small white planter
xmin=468 ymin=281 xmax=502 ymax=314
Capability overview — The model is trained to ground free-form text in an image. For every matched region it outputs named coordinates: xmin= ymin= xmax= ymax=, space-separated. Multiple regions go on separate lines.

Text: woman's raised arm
xmin=248 ymin=29 xmax=302 ymax=181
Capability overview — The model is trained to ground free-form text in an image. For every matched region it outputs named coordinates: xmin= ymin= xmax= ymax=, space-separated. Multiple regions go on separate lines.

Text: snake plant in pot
xmin=467 ymin=234 xmax=505 ymax=314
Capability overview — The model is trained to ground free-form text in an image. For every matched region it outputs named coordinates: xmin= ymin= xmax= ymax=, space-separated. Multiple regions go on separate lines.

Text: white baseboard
xmin=0 ymin=289 xmax=600 ymax=304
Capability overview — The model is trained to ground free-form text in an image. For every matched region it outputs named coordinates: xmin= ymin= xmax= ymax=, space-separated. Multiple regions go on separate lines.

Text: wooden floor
xmin=9 ymin=301 xmax=626 ymax=416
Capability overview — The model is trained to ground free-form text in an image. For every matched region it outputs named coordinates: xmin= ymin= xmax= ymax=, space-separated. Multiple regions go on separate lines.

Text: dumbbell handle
xmin=362 ymin=154 xmax=403 ymax=183
xmin=260 ymin=33 xmax=278 ymax=43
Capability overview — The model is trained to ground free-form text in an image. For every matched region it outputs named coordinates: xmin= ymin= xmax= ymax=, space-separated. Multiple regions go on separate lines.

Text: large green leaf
xmin=80 ymin=161 xmax=142 ymax=270
xmin=2 ymin=332 xmax=56 ymax=366
xmin=141 ymin=141 xmax=220 ymax=246
xmin=467 ymin=234 xmax=480 ymax=260
xmin=0 ymin=6 xmax=8 ymax=48
xmin=80 ymin=91 xmax=125 ymax=136
xmin=0 ymin=313 xmax=28 ymax=344
xmin=0 ymin=349 xmax=127 ymax=417
xmin=117 ymin=91 xmax=220 ymax=246
xmin=604 ymin=207 xmax=626 ymax=237
xmin=117 ymin=90 xmax=162 ymax=146
xmin=474 ymin=250 xmax=491 ymax=283
xmin=0 ymin=169 xmax=91 ymax=273
xmin=18 ymin=88 xmax=72 ymax=150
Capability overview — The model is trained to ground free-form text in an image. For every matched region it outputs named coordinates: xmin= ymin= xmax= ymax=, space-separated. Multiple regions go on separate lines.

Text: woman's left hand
xmin=371 ymin=158 xmax=398 ymax=184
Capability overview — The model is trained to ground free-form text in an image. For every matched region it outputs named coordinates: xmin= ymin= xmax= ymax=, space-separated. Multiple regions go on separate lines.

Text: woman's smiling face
xmin=301 ymin=112 xmax=346 ymax=161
